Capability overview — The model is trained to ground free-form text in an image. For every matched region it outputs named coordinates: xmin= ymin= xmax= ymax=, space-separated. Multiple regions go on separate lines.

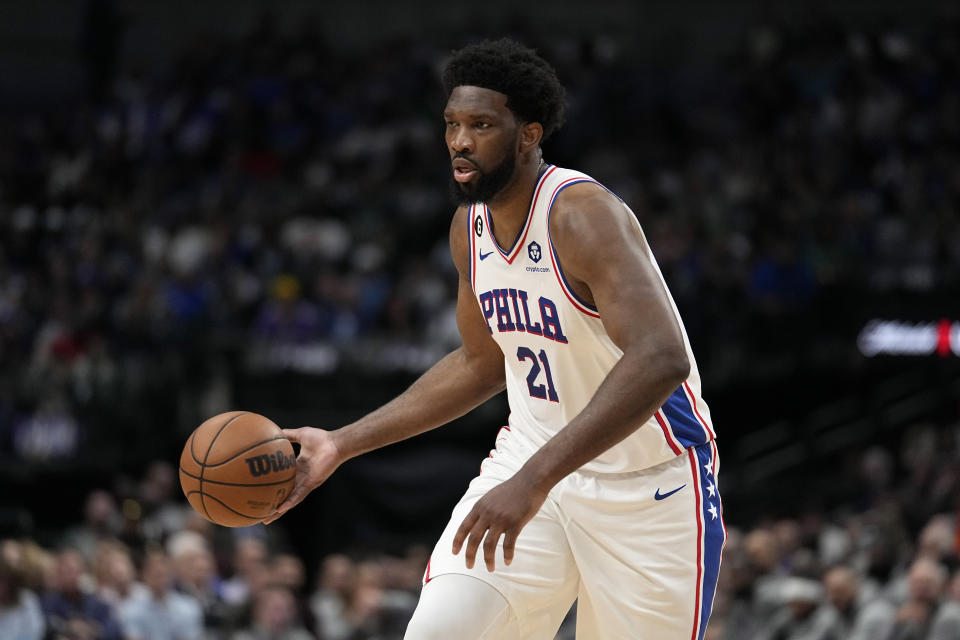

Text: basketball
xmin=179 ymin=411 xmax=297 ymax=527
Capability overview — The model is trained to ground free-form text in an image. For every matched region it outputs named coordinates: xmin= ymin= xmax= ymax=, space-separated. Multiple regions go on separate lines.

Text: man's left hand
xmin=451 ymin=471 xmax=549 ymax=571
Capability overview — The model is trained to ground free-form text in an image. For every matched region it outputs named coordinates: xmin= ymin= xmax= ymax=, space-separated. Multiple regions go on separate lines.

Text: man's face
xmin=444 ymin=86 xmax=520 ymax=205
xmin=143 ymin=555 xmax=171 ymax=594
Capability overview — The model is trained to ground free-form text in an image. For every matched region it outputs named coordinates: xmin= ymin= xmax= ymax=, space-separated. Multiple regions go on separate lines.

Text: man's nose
xmin=450 ymin=129 xmax=474 ymax=154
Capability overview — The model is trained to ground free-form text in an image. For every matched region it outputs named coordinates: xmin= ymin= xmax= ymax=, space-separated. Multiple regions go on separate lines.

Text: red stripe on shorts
xmin=687 ymin=449 xmax=705 ymax=640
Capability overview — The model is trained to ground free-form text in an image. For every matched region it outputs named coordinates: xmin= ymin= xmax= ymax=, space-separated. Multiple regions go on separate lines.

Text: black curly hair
xmin=441 ymin=38 xmax=566 ymax=141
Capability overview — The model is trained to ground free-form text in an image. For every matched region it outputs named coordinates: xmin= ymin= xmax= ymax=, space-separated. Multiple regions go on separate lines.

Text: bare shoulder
xmin=448 ymin=205 xmax=472 ymax=275
xmin=550 ymin=181 xmax=647 ymax=257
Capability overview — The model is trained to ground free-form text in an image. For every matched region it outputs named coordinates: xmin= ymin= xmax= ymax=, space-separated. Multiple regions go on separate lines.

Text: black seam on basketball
xmin=189 ymin=431 xmax=201 ymax=465
xmin=201 ymin=435 xmax=290 ymax=467
xmin=188 ymin=491 xmax=264 ymax=521
xmin=179 ymin=465 xmax=295 ymax=487
xmin=199 ymin=412 xmax=249 ymax=521
xmin=191 ymin=411 xmax=246 ymax=466
xmin=183 ymin=491 xmax=262 ymax=523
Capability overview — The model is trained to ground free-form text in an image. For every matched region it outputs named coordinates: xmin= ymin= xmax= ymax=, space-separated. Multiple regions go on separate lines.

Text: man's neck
xmin=486 ymin=154 xmax=545 ymax=250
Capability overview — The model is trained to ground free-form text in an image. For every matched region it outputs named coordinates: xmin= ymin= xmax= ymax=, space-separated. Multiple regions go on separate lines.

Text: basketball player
xmin=265 ymin=39 xmax=725 ymax=639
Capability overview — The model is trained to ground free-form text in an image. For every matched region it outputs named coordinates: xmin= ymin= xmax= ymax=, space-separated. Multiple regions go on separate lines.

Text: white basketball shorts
xmin=420 ymin=427 xmax=726 ymax=639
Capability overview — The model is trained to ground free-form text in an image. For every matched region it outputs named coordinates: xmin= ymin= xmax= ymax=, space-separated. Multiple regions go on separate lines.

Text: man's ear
xmin=519 ymin=121 xmax=543 ymax=153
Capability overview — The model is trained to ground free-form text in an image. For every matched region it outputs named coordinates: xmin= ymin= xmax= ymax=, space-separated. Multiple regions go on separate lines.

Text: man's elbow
xmin=473 ymin=364 xmax=505 ymax=395
xmin=468 ymin=353 xmax=507 ymax=394
xmin=653 ymin=343 xmax=691 ymax=388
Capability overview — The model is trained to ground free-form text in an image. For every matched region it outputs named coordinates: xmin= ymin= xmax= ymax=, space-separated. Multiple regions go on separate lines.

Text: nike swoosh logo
xmin=478 ymin=249 xmax=493 ymax=261
xmin=654 ymin=485 xmax=686 ymax=501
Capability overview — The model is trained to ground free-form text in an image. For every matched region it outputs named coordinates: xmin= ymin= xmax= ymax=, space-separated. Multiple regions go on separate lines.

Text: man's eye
xmin=475 ymin=122 xmax=490 ymax=129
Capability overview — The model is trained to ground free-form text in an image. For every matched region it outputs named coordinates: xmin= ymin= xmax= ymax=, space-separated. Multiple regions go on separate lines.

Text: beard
xmin=448 ymin=146 xmax=518 ymax=206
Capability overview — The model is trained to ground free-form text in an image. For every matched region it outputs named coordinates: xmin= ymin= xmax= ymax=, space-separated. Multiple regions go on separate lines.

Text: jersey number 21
xmin=517 ymin=347 xmax=559 ymax=402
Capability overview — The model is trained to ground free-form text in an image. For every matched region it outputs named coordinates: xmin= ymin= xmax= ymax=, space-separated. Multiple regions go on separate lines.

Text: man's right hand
xmin=263 ymin=427 xmax=343 ymax=524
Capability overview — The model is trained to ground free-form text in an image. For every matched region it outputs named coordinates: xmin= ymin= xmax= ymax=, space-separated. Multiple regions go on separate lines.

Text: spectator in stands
xmin=139 ymin=460 xmax=192 ymax=544
xmin=167 ymin=530 xmax=230 ymax=633
xmin=222 ymin=537 xmax=269 ymax=609
xmin=6 ymin=539 xmax=53 ymax=596
xmin=309 ymin=554 xmax=417 ymax=640
xmin=858 ymin=513 xmax=911 ymax=605
xmin=269 ymin=552 xmax=315 ymax=632
xmin=62 ymin=490 xmax=123 ymax=563
xmin=270 ymin=552 xmax=307 ymax=598
xmin=41 ymin=548 xmax=123 ymax=640
xmin=254 ymin=274 xmax=323 ymax=344
xmin=916 ymin=514 xmax=957 ymax=564
xmin=335 ymin=560 xmax=405 ymax=640
xmin=224 ymin=546 xmax=276 ymax=632
xmin=356 ymin=558 xmax=416 ymax=639
xmin=751 ymin=576 xmax=836 ymax=640
xmin=707 ymin=528 xmax=752 ymax=639
xmin=232 ymin=584 xmax=312 ymax=640
xmin=889 ymin=556 xmax=950 ymax=640
xmin=310 ymin=553 xmax=356 ymax=640
xmin=118 ymin=549 xmax=204 ymax=640
xmin=744 ymin=527 xmax=791 ymax=632
xmin=928 ymin=569 xmax=960 ymax=639
xmin=377 ymin=551 xmax=423 ymax=608
xmin=93 ymin=540 xmax=146 ymax=607
xmin=0 ymin=553 xmax=44 ymax=640
xmin=820 ymin=564 xmax=896 ymax=640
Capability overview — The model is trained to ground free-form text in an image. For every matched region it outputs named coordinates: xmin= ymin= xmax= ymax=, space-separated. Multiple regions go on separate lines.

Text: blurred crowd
xmin=0 ymin=459 xmax=428 ymax=640
xmin=1 ymin=10 xmax=959 ymax=464
xmin=708 ymin=419 xmax=960 ymax=640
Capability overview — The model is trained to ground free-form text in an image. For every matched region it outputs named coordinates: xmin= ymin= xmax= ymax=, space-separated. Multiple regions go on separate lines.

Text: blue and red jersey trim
xmin=688 ymin=448 xmax=706 ymax=639
xmin=659 ymin=383 xmax=715 ymax=450
xmin=655 ymin=411 xmax=685 ymax=456
xmin=467 ymin=204 xmax=477 ymax=292
xmin=484 ymin=166 xmax=557 ymax=264
xmin=688 ymin=443 xmax=725 ymax=640
xmin=544 ymin=177 xmax=602 ymax=318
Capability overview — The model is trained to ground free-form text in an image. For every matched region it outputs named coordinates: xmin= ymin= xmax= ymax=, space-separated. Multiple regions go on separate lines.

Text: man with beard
xmin=265 ymin=39 xmax=724 ymax=639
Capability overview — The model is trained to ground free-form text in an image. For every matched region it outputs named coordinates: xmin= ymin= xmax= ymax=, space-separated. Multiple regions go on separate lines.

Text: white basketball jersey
xmin=467 ymin=165 xmax=716 ymax=473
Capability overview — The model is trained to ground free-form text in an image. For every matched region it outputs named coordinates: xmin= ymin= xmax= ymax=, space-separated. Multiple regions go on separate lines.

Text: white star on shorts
xmin=707 ymin=503 xmax=718 ymax=520
xmin=704 ymin=461 xmax=713 ymax=476
xmin=706 ymin=481 xmax=716 ymax=498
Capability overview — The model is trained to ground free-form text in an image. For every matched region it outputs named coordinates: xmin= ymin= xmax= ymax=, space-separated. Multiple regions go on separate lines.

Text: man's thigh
xmin=563 ymin=443 xmax=726 ymax=639
xmin=422 ymin=435 xmax=579 ymax=637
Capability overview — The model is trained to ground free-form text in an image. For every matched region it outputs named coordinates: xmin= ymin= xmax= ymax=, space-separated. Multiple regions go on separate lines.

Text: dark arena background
xmin=1 ymin=1 xmax=959 ymax=639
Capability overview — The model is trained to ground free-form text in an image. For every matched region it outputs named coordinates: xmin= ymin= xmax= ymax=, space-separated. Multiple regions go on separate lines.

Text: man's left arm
xmin=453 ymin=182 xmax=691 ymax=571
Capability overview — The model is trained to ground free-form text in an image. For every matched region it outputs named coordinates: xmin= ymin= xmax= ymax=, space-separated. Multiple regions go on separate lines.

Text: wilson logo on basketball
xmin=244 ymin=449 xmax=296 ymax=477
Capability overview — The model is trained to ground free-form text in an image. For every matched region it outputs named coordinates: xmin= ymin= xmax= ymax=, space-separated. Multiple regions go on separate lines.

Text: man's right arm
xmin=264 ymin=206 xmax=505 ymax=522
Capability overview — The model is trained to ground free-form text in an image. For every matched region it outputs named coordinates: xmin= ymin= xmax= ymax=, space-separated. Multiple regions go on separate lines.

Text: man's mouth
xmin=452 ymin=158 xmax=479 ymax=183
xmin=454 ymin=167 xmax=478 ymax=182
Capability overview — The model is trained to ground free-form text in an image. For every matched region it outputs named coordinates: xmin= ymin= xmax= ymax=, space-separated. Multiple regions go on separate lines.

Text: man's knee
xmin=404 ymin=574 xmax=519 ymax=640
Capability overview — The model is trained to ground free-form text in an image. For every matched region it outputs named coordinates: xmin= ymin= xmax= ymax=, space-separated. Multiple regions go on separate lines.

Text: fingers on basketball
xmin=281 ymin=427 xmax=304 ymax=442
xmin=263 ymin=473 xmax=308 ymax=524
